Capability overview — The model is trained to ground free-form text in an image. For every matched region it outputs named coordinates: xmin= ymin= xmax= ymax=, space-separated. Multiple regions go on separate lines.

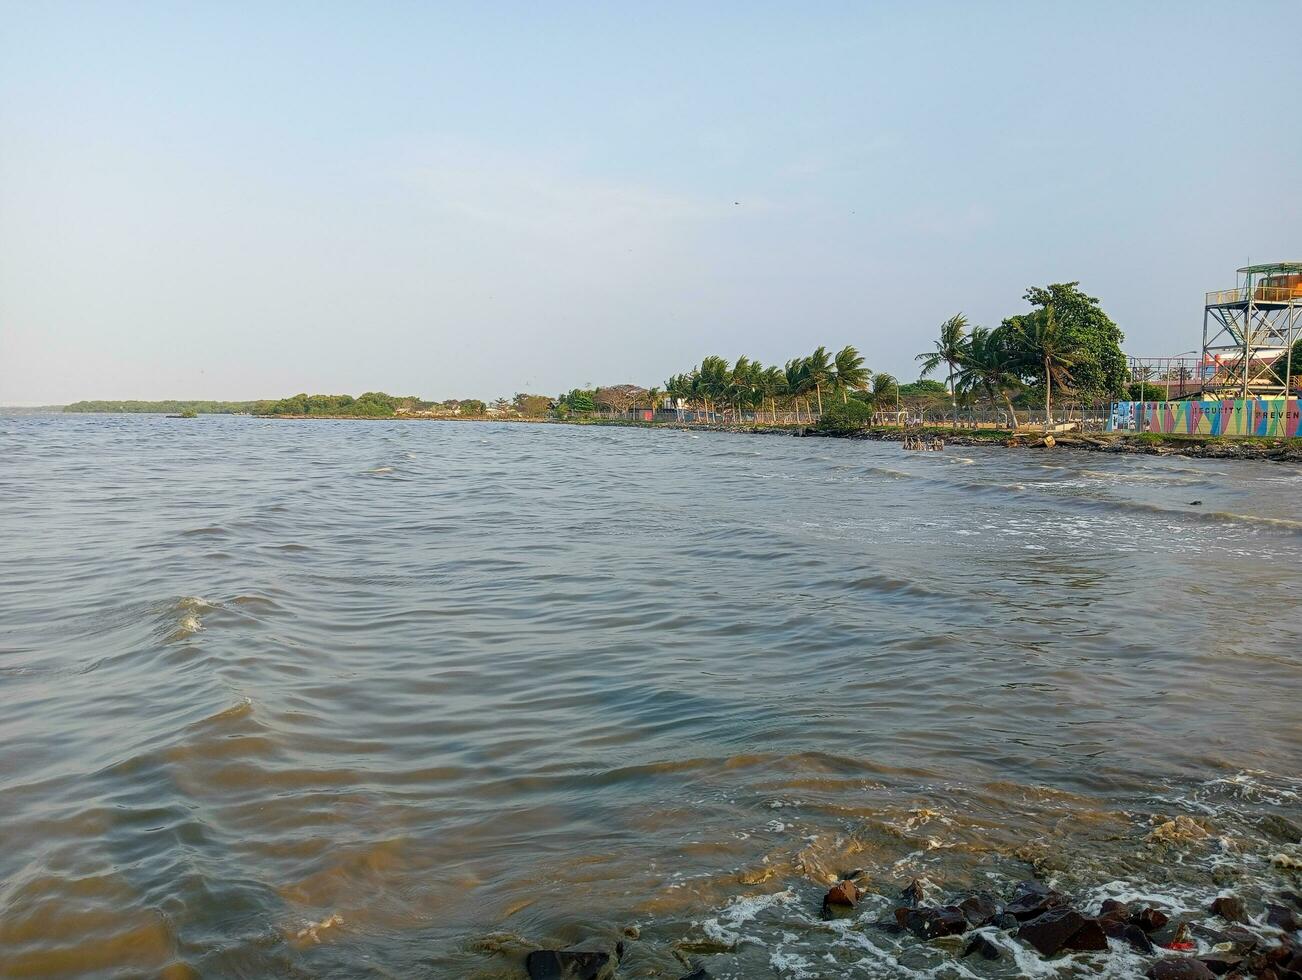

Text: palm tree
xmin=784 ymin=358 xmax=809 ymax=422
xmin=833 ymin=345 xmax=870 ymax=403
xmin=759 ymin=365 xmax=787 ymax=422
xmin=804 ymin=346 xmax=833 ymax=415
xmin=873 ymin=372 xmax=899 ymax=423
xmin=916 ymin=313 xmax=969 ymax=427
xmin=1008 ymin=304 xmax=1078 ymax=426
xmin=727 ymin=356 xmax=754 ymax=421
xmin=955 ymin=326 xmax=1023 ymax=426
xmin=697 ymin=355 xmax=730 ymax=419
xmin=667 ymin=373 xmax=697 ymax=421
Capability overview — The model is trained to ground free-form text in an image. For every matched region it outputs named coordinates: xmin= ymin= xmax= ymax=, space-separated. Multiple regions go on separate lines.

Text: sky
xmin=2 ymin=1 xmax=1299 ymax=404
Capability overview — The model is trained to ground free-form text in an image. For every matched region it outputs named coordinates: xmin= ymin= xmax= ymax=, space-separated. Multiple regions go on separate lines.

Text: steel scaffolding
xmin=1201 ymin=262 xmax=1302 ymax=398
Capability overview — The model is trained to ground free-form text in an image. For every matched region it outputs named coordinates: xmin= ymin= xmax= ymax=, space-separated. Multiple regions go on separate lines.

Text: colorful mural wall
xmin=1107 ymin=399 xmax=1300 ymax=437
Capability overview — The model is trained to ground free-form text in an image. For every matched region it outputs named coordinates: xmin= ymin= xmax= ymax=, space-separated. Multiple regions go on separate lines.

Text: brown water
xmin=1 ymin=413 xmax=1299 ymax=978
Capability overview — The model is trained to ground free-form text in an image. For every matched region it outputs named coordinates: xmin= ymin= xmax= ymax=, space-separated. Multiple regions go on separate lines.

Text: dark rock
xmin=1122 ymin=923 xmax=1157 ymax=954
xmin=962 ymin=933 xmax=1001 ymax=960
xmin=1281 ymin=892 xmax=1302 ymax=911
xmin=900 ymin=879 xmax=925 ymax=906
xmin=905 ymin=905 xmax=969 ymax=940
xmin=1017 ymin=907 xmax=1088 ymax=957
xmin=1222 ymin=925 xmax=1263 ymax=949
xmin=993 ymin=912 xmax=1019 ymax=930
xmin=1132 ymin=906 xmax=1171 ymax=933
xmin=1268 ymin=904 xmax=1302 ymax=932
xmin=1211 ymin=895 xmax=1248 ymax=924
xmin=1197 ymin=954 xmax=1244 ymax=976
xmin=1146 ymin=959 xmax=1216 ymax=980
xmin=893 ymin=907 xmax=911 ymax=929
xmin=820 ymin=879 xmax=859 ymax=920
xmin=526 ymin=948 xmax=616 ymax=980
xmin=1259 ymin=814 xmax=1301 ymax=844
xmin=1006 ymin=880 xmax=1068 ymax=921
xmin=679 ymin=970 xmax=711 ymax=980
xmin=1188 ymin=500 xmax=1202 ymax=506
xmin=870 ymin=918 xmax=904 ymax=934
xmin=1099 ymin=898 xmax=1131 ymax=921
xmin=1064 ymin=917 xmax=1108 ymax=952
xmin=958 ymin=893 xmax=1001 ymax=927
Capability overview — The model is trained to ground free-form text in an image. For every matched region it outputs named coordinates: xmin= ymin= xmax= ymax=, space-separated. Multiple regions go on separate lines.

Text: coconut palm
xmin=804 ymin=346 xmax=834 ymax=415
xmin=915 ymin=313 xmax=969 ymax=427
xmin=784 ymin=358 xmax=810 ymax=422
xmin=1007 ymin=304 xmax=1078 ymax=425
xmin=727 ymin=356 xmax=754 ymax=421
xmin=759 ymin=365 xmax=787 ymax=422
xmin=833 ymin=345 xmax=870 ymax=403
xmin=696 ymin=355 xmax=730 ymax=419
xmin=956 ymin=326 xmax=1023 ymax=426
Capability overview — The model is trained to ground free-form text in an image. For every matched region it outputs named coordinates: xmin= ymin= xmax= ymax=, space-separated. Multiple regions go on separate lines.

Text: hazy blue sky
xmin=2 ymin=2 xmax=1299 ymax=403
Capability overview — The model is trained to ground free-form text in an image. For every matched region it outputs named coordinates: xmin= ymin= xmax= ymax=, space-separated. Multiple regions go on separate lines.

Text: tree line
xmin=655 ymin=283 xmax=1126 ymax=427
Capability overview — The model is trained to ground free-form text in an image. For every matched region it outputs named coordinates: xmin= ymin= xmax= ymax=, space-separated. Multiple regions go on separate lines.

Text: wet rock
xmin=1211 ymin=895 xmax=1248 ymax=924
xmin=905 ymin=905 xmax=969 ymax=940
xmin=870 ymin=918 xmax=904 ymax=935
xmin=1098 ymin=898 xmax=1131 ymax=921
xmin=1267 ymin=904 xmax=1302 ymax=932
xmin=962 ymin=933 xmax=1001 ymax=960
xmin=1282 ymin=892 xmax=1302 ymax=912
xmin=1260 ymin=814 xmax=1301 ymax=844
xmin=1146 ymin=959 xmax=1216 ymax=980
xmin=1196 ymin=953 xmax=1244 ymax=976
xmin=958 ymin=893 xmax=1001 ymax=927
xmin=1064 ymin=917 xmax=1108 ymax=952
xmin=678 ymin=970 xmax=711 ymax=980
xmin=900 ymin=879 xmax=925 ymax=906
xmin=1132 ymin=906 xmax=1171 ymax=933
xmin=1221 ymin=924 xmax=1263 ymax=950
xmin=993 ymin=912 xmax=1019 ymax=930
xmin=1017 ymin=907 xmax=1089 ymax=957
xmin=525 ymin=948 xmax=616 ymax=980
xmin=1005 ymin=880 xmax=1068 ymax=921
xmin=820 ymin=879 xmax=859 ymax=920
xmin=1122 ymin=923 xmax=1157 ymax=954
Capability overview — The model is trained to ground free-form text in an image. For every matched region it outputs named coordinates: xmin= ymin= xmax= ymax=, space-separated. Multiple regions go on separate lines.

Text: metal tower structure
xmin=1201 ymin=262 xmax=1302 ymax=398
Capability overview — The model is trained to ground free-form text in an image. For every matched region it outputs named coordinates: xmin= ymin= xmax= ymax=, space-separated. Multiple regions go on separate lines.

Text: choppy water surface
xmin=1 ymin=414 xmax=1300 ymax=978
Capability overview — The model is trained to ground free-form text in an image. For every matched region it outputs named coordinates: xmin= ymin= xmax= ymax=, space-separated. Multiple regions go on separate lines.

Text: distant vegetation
xmin=65 ymin=400 xmax=267 ymax=414
xmin=62 ymin=282 xmax=1130 ymax=430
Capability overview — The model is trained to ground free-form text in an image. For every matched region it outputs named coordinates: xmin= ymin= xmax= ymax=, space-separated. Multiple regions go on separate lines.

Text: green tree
xmin=804 ymin=346 xmax=833 ymax=415
xmin=513 ymin=393 xmax=553 ymax=416
xmin=1020 ymin=282 xmax=1126 ymax=399
xmin=956 ymin=325 xmax=1023 ymax=426
xmin=1005 ymin=304 xmax=1079 ymax=425
xmin=915 ymin=313 xmax=968 ymax=427
xmin=833 ymin=345 xmax=870 ymax=403
xmin=784 ymin=358 xmax=811 ymax=421
xmin=759 ymin=365 xmax=787 ymax=422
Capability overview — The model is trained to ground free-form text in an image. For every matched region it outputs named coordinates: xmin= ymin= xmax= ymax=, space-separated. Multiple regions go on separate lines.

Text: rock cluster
xmin=523 ymin=884 xmax=1301 ymax=978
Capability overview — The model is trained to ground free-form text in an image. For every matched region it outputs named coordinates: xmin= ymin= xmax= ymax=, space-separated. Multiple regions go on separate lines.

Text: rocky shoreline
xmin=258 ymin=413 xmax=1302 ymax=461
xmin=524 ymin=879 xmax=1302 ymax=979
xmin=802 ymin=427 xmax=1302 ymax=462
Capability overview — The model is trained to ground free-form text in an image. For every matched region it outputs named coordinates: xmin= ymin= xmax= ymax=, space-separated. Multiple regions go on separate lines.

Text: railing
xmin=1206 ymin=285 xmax=1302 ymax=306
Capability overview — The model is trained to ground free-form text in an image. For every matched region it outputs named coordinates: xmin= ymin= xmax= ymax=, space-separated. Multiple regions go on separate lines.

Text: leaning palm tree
xmin=804 ymin=346 xmax=834 ymax=415
xmin=833 ymin=345 xmax=870 ymax=403
xmin=916 ymin=313 xmax=969 ymax=427
xmin=759 ymin=365 xmax=787 ymax=422
xmin=727 ymin=356 xmax=754 ymax=421
xmin=873 ymin=372 xmax=900 ymax=423
xmin=956 ymin=325 xmax=1023 ymax=426
xmin=1007 ymin=304 xmax=1077 ymax=426
xmin=784 ymin=358 xmax=809 ymax=422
